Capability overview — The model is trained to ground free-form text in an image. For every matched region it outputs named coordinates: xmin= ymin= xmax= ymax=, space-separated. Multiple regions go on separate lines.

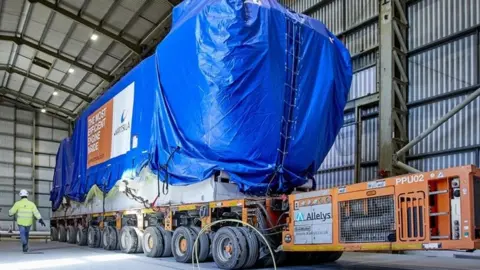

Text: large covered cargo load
xmin=50 ymin=0 xmax=352 ymax=213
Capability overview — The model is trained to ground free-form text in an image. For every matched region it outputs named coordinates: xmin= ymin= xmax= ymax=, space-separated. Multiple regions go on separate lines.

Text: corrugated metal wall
xmin=281 ymin=0 xmax=380 ymax=187
xmin=407 ymin=0 xmax=480 ymax=171
xmin=0 ymin=102 xmax=69 ymax=231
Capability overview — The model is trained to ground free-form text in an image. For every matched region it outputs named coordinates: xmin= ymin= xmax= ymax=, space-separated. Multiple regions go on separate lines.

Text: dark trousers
xmin=19 ymin=225 xmax=31 ymax=251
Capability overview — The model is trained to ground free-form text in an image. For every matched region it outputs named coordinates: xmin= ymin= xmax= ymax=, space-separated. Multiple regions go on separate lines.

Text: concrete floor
xmin=0 ymin=239 xmax=479 ymax=270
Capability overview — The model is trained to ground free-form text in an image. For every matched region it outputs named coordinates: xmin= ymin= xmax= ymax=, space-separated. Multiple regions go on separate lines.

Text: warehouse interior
xmin=0 ymin=0 xmax=479 ymax=269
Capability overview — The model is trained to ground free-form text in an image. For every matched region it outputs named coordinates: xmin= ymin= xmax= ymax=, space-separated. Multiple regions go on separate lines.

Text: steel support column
xmin=378 ymin=0 xmax=409 ymax=176
xmin=31 ymin=111 xmax=36 ymax=231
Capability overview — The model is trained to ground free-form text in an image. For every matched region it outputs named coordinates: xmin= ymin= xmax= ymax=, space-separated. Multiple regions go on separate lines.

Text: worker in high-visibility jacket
xmin=9 ymin=189 xmax=46 ymax=252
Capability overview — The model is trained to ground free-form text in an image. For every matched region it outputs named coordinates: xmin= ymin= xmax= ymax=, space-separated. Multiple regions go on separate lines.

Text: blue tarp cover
xmin=50 ymin=0 xmax=352 ymax=211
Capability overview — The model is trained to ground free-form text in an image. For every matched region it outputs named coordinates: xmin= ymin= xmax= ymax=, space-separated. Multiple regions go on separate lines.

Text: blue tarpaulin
xmin=50 ymin=0 xmax=352 ymax=211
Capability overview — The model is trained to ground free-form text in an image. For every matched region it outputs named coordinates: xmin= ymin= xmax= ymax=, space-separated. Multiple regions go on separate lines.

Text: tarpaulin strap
xmin=277 ymin=17 xmax=302 ymax=169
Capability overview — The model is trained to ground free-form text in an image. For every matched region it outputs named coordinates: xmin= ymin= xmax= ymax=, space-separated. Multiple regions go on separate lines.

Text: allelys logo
xmin=295 ymin=211 xmax=332 ymax=222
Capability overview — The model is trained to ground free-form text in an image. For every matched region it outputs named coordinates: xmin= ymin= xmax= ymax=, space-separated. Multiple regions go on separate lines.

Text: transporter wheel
xmin=212 ymin=227 xmax=246 ymax=269
xmin=50 ymin=227 xmax=58 ymax=241
xmin=157 ymin=226 xmax=172 ymax=257
xmin=143 ymin=226 xmax=164 ymax=257
xmin=238 ymin=227 xmax=259 ymax=269
xmin=172 ymin=226 xmax=195 ymax=263
xmin=102 ymin=226 xmax=114 ymax=250
xmin=99 ymin=229 xmax=104 ymax=248
xmin=190 ymin=226 xmax=209 ymax=263
xmin=58 ymin=225 xmax=67 ymax=242
xmin=67 ymin=225 xmax=77 ymax=244
xmin=87 ymin=226 xmax=101 ymax=248
xmin=115 ymin=228 xmax=121 ymax=250
xmin=134 ymin=227 xmax=144 ymax=253
xmin=77 ymin=226 xmax=88 ymax=246
xmin=103 ymin=226 xmax=118 ymax=250
xmin=120 ymin=226 xmax=143 ymax=253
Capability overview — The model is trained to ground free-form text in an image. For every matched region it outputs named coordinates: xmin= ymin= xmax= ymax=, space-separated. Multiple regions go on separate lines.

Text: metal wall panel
xmin=310 ymin=0 xmax=344 ymax=34
xmin=345 ymin=22 xmax=378 ymax=56
xmin=36 ymin=181 xmax=52 ymax=194
xmin=15 ymin=109 xmax=33 ymax=122
xmin=0 ymin=134 xmax=14 ymax=148
xmin=349 ymin=65 xmax=377 ymax=100
xmin=16 ymin=123 xmax=33 ymax=137
xmin=361 ymin=165 xmax=378 ymax=182
xmin=0 ymin=119 xmax=14 ymax=134
xmin=15 ymin=138 xmax=32 ymax=152
xmin=280 ymin=0 xmax=318 ymax=13
xmin=409 ymin=94 xmax=480 ymax=155
xmin=345 ymin=0 xmax=378 ymax=29
xmin=0 ymin=163 xmax=13 ymax=177
xmin=408 ymin=0 xmax=480 ymax=50
xmin=35 ymin=194 xmax=51 ymax=208
xmin=0 ymin=105 xmax=14 ymax=120
xmin=36 ymin=140 xmax=60 ymax=154
xmin=408 ymin=35 xmax=477 ymax=103
xmin=352 ymin=52 xmax=376 ymax=71
xmin=319 ymin=123 xmax=355 ymax=169
xmin=316 ymin=168 xmax=355 ymax=189
xmin=35 ymin=168 xmax=54 ymax=181
xmin=0 ymin=193 xmax=14 ymax=206
xmin=362 ymin=117 xmax=378 ymax=162
xmin=0 ymin=102 xmax=68 ymax=231
xmin=53 ymin=118 xmax=69 ymax=129
xmin=15 ymin=151 xmax=32 ymax=166
xmin=409 ymin=151 xmax=477 ymax=172
xmin=0 ymin=149 xmax=14 ymax=163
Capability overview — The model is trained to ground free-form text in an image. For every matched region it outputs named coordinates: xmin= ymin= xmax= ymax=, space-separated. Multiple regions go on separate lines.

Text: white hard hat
xmin=19 ymin=189 xmax=29 ymax=197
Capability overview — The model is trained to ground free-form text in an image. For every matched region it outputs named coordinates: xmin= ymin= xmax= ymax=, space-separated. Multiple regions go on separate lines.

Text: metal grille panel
xmin=339 ymin=195 xmax=395 ymax=243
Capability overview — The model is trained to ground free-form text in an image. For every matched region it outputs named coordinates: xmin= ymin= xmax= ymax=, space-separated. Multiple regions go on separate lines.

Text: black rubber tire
xmin=212 ymin=227 xmax=245 ymax=270
xmin=120 ymin=226 xmax=140 ymax=254
xmin=190 ymin=226 xmax=209 ymax=263
xmin=102 ymin=226 xmax=116 ymax=250
xmin=88 ymin=226 xmax=101 ymax=248
xmin=157 ymin=226 xmax=172 ymax=257
xmin=238 ymin=227 xmax=259 ymax=269
xmin=143 ymin=226 xmax=164 ymax=257
xmin=58 ymin=225 xmax=67 ymax=242
xmin=134 ymin=227 xmax=144 ymax=253
xmin=77 ymin=226 xmax=88 ymax=246
xmin=67 ymin=225 xmax=77 ymax=244
xmin=50 ymin=227 xmax=58 ymax=241
xmin=115 ymin=228 xmax=122 ymax=250
xmin=172 ymin=226 xmax=195 ymax=263
xmin=229 ymin=227 xmax=248 ymax=269
xmin=99 ymin=229 xmax=104 ymax=248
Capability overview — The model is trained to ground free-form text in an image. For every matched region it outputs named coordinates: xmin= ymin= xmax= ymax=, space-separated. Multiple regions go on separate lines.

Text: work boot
xmin=22 ymin=244 xmax=28 ymax=253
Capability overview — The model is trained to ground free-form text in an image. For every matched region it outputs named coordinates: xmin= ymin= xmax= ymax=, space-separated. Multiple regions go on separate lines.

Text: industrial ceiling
xmin=0 ymin=0 xmax=180 ymax=120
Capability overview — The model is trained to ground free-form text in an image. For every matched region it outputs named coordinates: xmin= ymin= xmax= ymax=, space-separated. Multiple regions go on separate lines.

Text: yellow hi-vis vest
xmin=9 ymin=198 xmax=42 ymax=227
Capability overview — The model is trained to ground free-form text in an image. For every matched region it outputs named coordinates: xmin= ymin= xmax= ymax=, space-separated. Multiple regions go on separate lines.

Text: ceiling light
xmin=68 ymin=68 xmax=74 ymax=74
xmin=90 ymin=34 xmax=98 ymax=41
xmin=41 ymin=108 xmax=46 ymax=113
xmin=52 ymin=91 xmax=58 ymax=96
